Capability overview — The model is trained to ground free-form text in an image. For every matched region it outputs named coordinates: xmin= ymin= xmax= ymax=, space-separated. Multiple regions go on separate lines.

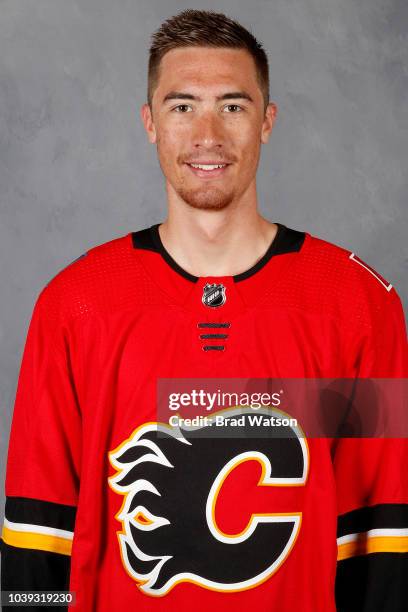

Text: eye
xmin=173 ymin=104 xmax=193 ymax=113
xmin=223 ymin=104 xmax=243 ymax=113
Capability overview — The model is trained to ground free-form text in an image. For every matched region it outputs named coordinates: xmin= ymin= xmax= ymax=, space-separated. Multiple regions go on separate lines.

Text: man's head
xmin=140 ymin=9 xmax=277 ymax=212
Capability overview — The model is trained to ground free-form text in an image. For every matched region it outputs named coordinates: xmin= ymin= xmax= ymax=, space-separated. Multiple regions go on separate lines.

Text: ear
xmin=140 ymin=103 xmax=157 ymax=144
xmin=261 ymin=102 xmax=277 ymax=144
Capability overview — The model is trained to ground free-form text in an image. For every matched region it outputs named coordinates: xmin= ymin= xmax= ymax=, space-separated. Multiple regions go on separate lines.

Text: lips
xmin=184 ymin=162 xmax=231 ymax=179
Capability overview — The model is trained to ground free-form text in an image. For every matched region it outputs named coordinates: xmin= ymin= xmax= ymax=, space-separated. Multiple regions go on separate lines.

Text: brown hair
xmin=148 ymin=9 xmax=270 ymax=112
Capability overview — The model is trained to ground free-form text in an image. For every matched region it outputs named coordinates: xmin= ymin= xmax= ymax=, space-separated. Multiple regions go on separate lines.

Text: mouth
xmin=184 ymin=162 xmax=231 ymax=179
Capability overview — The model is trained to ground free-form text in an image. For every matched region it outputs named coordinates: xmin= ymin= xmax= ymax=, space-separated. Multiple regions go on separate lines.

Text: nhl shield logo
xmin=202 ymin=283 xmax=226 ymax=308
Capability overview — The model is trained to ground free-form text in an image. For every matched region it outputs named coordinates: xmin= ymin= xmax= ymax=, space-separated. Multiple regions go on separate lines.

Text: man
xmin=1 ymin=9 xmax=407 ymax=612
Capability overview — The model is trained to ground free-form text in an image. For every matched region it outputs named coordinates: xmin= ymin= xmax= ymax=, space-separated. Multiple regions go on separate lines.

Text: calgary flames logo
xmin=108 ymin=408 xmax=309 ymax=597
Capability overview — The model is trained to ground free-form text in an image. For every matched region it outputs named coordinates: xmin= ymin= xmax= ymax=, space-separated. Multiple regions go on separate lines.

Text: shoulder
xmin=36 ymin=232 xmax=155 ymax=322
xmin=305 ymin=232 xmax=394 ymax=292
xmin=284 ymin=229 xmax=404 ymax=328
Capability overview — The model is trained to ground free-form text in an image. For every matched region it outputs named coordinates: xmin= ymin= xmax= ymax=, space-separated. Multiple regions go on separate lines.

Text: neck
xmin=158 ymin=204 xmax=278 ymax=278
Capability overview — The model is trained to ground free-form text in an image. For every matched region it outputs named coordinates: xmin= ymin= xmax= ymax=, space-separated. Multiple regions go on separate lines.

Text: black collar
xmin=132 ymin=222 xmax=305 ymax=283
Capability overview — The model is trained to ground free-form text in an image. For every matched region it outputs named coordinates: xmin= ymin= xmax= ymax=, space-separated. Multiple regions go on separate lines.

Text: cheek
xmin=156 ymin=131 xmax=180 ymax=168
xmin=157 ymin=126 xmax=186 ymax=156
xmin=224 ymin=120 xmax=261 ymax=154
xmin=236 ymin=130 xmax=261 ymax=168
xmin=157 ymin=129 xmax=174 ymax=149
xmin=236 ymin=122 xmax=260 ymax=145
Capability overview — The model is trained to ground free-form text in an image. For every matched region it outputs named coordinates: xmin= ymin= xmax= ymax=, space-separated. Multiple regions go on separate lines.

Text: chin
xmin=177 ymin=188 xmax=234 ymax=211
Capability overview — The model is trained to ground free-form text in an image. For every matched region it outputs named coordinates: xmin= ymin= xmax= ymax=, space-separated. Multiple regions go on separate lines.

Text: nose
xmin=191 ymin=111 xmax=224 ymax=149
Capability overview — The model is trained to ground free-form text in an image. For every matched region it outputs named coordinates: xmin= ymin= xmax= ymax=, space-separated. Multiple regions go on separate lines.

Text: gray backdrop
xmin=1 ymin=0 xmax=407 ymax=531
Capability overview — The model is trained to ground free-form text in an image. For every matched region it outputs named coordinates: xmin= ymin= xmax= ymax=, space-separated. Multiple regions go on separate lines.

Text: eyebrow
xmin=162 ymin=91 xmax=254 ymax=104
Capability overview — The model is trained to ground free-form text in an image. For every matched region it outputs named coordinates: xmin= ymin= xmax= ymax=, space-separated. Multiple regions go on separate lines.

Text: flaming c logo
xmin=108 ymin=407 xmax=309 ymax=597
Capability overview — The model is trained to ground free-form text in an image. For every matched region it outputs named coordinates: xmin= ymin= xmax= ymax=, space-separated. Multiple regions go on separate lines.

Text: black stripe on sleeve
xmin=337 ymin=503 xmax=408 ymax=538
xmin=5 ymin=496 xmax=77 ymax=532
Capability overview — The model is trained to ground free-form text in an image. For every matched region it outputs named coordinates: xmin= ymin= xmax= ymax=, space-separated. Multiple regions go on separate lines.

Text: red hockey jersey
xmin=1 ymin=222 xmax=407 ymax=611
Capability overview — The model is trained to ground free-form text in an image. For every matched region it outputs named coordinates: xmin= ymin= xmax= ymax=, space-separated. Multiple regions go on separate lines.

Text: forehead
xmin=157 ymin=47 xmax=259 ymax=91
